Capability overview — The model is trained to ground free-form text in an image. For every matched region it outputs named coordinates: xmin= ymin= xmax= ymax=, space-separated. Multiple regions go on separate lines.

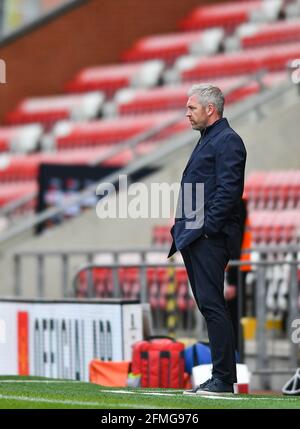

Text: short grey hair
xmin=188 ymin=83 xmax=225 ymax=116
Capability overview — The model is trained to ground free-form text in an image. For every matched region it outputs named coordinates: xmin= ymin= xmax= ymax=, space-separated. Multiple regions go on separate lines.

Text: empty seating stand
xmin=176 ymin=267 xmax=195 ymax=328
xmin=48 ymin=112 xmax=181 ymax=150
xmin=245 ymin=171 xmax=300 ymax=210
xmin=118 ymin=267 xmax=141 ymax=299
xmin=249 ymin=210 xmax=300 ymax=244
xmin=112 ymin=73 xmax=286 ymax=115
xmin=238 ymin=18 xmax=300 ymax=49
xmin=77 ymin=268 xmax=113 ymax=298
xmin=0 ymin=182 xmax=37 ymax=208
xmin=0 ymin=124 xmax=43 ymax=153
xmin=179 ymin=0 xmax=282 ymax=32
xmin=244 ymin=170 xmax=300 ymax=244
xmin=152 ymin=169 xmax=300 ymax=282
xmin=0 ymin=0 xmax=295 ymax=231
xmin=0 ymin=147 xmax=146 ymax=183
xmin=5 ymin=93 xmax=104 ymax=131
xmin=152 ymin=225 xmax=172 ymax=246
xmin=175 ymin=42 xmax=300 ymax=81
xmin=64 ymin=61 xmax=165 ymax=96
xmin=122 ymin=29 xmax=224 ymax=63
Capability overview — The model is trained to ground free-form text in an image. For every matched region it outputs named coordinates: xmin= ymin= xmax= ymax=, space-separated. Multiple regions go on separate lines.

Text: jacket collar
xmin=200 ymin=117 xmax=229 ymax=140
xmin=183 ymin=118 xmax=229 ymax=174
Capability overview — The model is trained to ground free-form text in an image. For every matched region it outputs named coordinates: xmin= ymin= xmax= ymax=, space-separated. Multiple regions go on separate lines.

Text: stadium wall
xmin=0 ymin=0 xmax=225 ymax=121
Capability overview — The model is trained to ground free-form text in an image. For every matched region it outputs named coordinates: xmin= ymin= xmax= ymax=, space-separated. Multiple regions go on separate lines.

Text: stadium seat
xmin=0 ymin=181 xmax=37 ymax=207
xmin=118 ymin=267 xmax=140 ymax=299
xmin=152 ymin=169 xmax=300 ymax=247
xmin=152 ymin=225 xmax=172 ymax=246
xmin=175 ymin=268 xmax=192 ymax=312
xmin=0 ymin=150 xmax=112 ymax=183
xmin=64 ymin=61 xmax=165 ymax=96
xmin=111 ymin=73 xmax=287 ymax=115
xmin=47 ymin=113 xmax=182 ymax=150
xmin=5 ymin=92 xmax=104 ymax=130
xmin=145 ymin=267 xmax=171 ymax=312
xmin=157 ymin=268 xmax=170 ymax=311
xmin=146 ymin=268 xmax=160 ymax=312
xmin=245 ymin=171 xmax=300 ymax=210
xmin=0 ymin=124 xmax=43 ymax=153
xmin=77 ymin=268 xmax=113 ymax=298
xmin=174 ymin=42 xmax=300 ymax=81
xmin=179 ymin=0 xmax=283 ymax=32
xmin=249 ymin=210 xmax=300 ymax=244
xmin=0 ymin=153 xmax=40 ymax=182
xmin=122 ymin=29 xmax=224 ymax=63
xmin=0 ymin=143 xmax=163 ymax=184
xmin=244 ymin=171 xmax=267 ymax=210
xmin=237 ymin=18 xmax=300 ymax=49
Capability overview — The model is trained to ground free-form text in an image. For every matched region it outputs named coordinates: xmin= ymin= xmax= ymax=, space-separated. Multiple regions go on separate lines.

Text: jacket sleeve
xmin=203 ymin=133 xmax=246 ymax=236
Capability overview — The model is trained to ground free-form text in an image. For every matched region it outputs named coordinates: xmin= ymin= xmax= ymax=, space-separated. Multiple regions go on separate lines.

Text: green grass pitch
xmin=0 ymin=376 xmax=299 ymax=409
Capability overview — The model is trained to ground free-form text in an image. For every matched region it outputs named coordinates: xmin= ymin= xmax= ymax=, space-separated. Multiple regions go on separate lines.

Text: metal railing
xmin=12 ymin=243 xmax=300 ymax=296
xmin=72 ymin=257 xmax=300 ymax=388
xmin=12 ymin=246 xmax=170 ymax=297
xmin=11 ymin=245 xmax=300 ymax=387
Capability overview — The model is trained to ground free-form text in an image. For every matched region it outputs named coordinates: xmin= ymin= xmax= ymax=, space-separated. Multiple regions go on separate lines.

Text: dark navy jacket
xmin=168 ymin=117 xmax=247 ymax=258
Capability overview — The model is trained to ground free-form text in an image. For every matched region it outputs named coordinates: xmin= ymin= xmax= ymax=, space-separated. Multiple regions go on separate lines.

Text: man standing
xmin=168 ymin=84 xmax=247 ymax=395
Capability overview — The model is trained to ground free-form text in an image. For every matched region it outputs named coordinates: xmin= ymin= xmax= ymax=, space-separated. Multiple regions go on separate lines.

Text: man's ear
xmin=206 ymin=103 xmax=214 ymax=117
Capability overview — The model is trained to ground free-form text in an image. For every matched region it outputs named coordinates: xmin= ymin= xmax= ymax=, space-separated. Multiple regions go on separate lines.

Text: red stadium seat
xmin=0 ymin=182 xmax=37 ymax=207
xmin=147 ymin=268 xmax=160 ymax=310
xmin=0 ymin=142 xmax=163 ymax=184
xmin=244 ymin=170 xmax=300 ymax=245
xmin=49 ymin=146 xmax=137 ymax=167
xmin=122 ymin=29 xmax=223 ymax=63
xmin=65 ymin=61 xmax=164 ymax=96
xmin=113 ymin=74 xmax=286 ymax=116
xmin=157 ymin=268 xmax=169 ymax=310
xmin=49 ymin=113 xmax=181 ymax=150
xmin=5 ymin=93 xmax=104 ymax=130
xmin=175 ymin=268 xmax=189 ymax=312
xmin=77 ymin=268 xmax=113 ymax=298
xmin=118 ymin=267 xmax=140 ymax=299
xmin=146 ymin=267 xmax=172 ymax=311
xmin=0 ymin=154 xmax=41 ymax=182
xmin=176 ymin=42 xmax=300 ymax=81
xmin=0 ymin=149 xmax=123 ymax=183
xmin=239 ymin=19 xmax=300 ymax=49
xmin=152 ymin=225 xmax=172 ymax=246
xmin=245 ymin=171 xmax=267 ymax=210
xmin=179 ymin=0 xmax=282 ymax=31
xmin=249 ymin=210 xmax=300 ymax=244
xmin=0 ymin=124 xmax=43 ymax=153
xmin=245 ymin=171 xmax=300 ymax=211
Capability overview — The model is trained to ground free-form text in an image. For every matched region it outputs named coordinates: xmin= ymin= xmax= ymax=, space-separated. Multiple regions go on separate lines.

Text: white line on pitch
xmin=99 ymin=389 xmax=299 ymax=401
xmin=0 ymin=394 xmax=157 ymax=408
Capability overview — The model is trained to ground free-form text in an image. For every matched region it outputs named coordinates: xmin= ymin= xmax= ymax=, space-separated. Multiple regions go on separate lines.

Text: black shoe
xmin=194 ymin=377 xmax=234 ymax=395
xmin=183 ymin=378 xmax=212 ymax=395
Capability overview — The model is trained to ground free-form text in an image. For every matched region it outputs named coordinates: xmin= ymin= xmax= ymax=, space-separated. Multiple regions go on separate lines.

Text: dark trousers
xmin=180 ymin=235 xmax=237 ymax=384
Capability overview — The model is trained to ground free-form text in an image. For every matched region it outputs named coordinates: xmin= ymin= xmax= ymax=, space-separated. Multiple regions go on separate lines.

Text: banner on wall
xmin=0 ymin=298 xmax=142 ymax=382
xmin=36 ymin=163 xmax=157 ymax=233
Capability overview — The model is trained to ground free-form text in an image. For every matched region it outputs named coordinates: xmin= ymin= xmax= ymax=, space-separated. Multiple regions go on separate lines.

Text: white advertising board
xmin=0 ymin=299 xmax=142 ymax=382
